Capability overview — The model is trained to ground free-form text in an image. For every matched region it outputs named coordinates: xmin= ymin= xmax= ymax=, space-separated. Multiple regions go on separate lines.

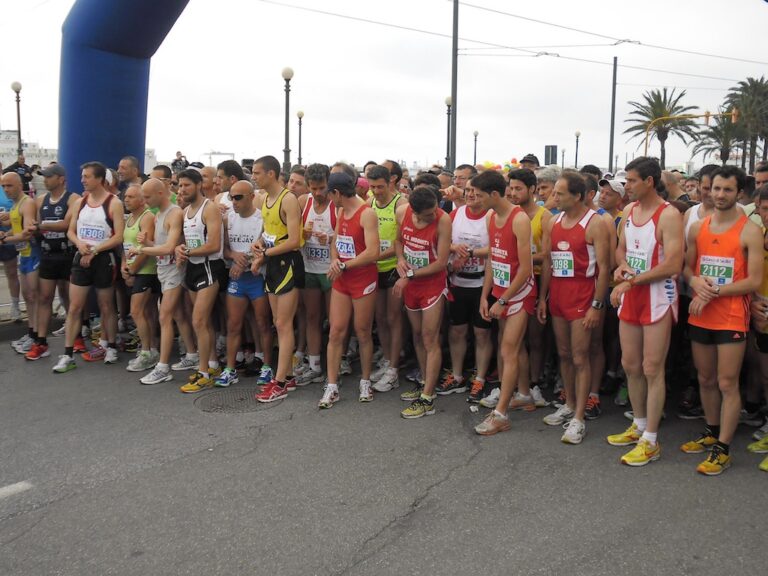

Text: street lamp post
xmin=561 ymin=149 xmax=566 ymax=169
xmin=297 ymin=110 xmax=304 ymax=166
xmin=445 ymin=96 xmax=452 ymax=168
xmin=473 ymin=130 xmax=479 ymax=165
xmin=10 ymin=81 xmax=22 ymax=156
xmin=574 ymin=130 xmax=581 ymax=169
xmin=281 ymin=67 xmax=294 ymax=174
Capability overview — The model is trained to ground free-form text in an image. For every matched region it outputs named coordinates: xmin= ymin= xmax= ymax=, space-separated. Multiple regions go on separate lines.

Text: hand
xmin=444 ymin=185 xmax=462 ymax=202
xmin=136 ymin=231 xmax=147 ymax=244
xmin=230 ymin=264 xmax=242 ymax=280
xmin=0 ymin=213 xmax=10 ymax=226
xmin=231 ymin=252 xmax=249 ymax=269
xmin=610 ymin=281 xmax=631 ymax=307
xmin=80 ymin=254 xmax=93 ymax=268
xmin=689 ymin=295 xmax=709 ymax=317
xmin=396 ymin=259 xmax=411 ymax=278
xmin=393 ymin=277 xmax=409 ymax=298
xmin=303 ymin=227 xmax=314 ymax=241
xmin=250 ymin=252 xmax=264 ymax=274
xmin=480 ymin=298 xmax=491 ymax=321
xmin=316 ymin=232 xmax=329 ymax=245
xmin=327 ymin=259 xmax=343 ymax=282
xmin=24 ymin=224 xmax=38 ymax=235
xmin=77 ymin=242 xmax=91 ymax=256
xmin=536 ymin=299 xmax=548 ymax=325
xmin=582 ymin=307 xmax=600 ymax=329
xmin=121 ymin=265 xmax=131 ymax=280
xmin=175 ymin=244 xmax=188 ymax=264
xmin=218 ymin=203 xmax=228 ymax=217
xmin=452 ymin=243 xmax=469 ymax=259
xmin=751 ymin=298 xmax=768 ymax=322
xmin=489 ymin=301 xmax=504 ymax=320
xmin=251 ymin=240 xmax=264 ymax=253
xmin=613 ymin=263 xmax=634 ymax=283
xmin=451 ymin=256 xmax=467 ymax=272
xmin=689 ymin=276 xmax=718 ymax=303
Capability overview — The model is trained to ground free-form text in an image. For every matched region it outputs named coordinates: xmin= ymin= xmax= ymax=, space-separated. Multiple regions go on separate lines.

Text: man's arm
xmin=4 ymin=198 xmax=37 ymax=243
xmin=532 ymin=209 xmax=553 ymax=266
xmin=267 ymin=192 xmax=301 ymax=256
xmin=718 ymin=221 xmax=764 ymax=297
xmin=139 ymin=209 xmax=183 ymax=257
xmin=498 ymin=211 xmax=533 ymax=301
xmin=411 ymin=212 xmax=451 ymax=278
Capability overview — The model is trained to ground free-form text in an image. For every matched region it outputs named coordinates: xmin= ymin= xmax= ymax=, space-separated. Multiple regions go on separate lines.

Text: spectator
xmin=171 ymin=151 xmax=188 ymax=173
xmin=3 ymin=154 xmax=33 ymax=191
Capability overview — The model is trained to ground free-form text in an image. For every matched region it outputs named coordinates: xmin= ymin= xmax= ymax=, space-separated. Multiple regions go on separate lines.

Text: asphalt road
xmin=1 ymin=322 xmax=766 ymax=576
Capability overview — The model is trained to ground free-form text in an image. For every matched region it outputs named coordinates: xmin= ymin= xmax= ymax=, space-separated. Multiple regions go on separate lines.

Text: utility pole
xmin=449 ymin=0 xmax=458 ymax=171
xmin=609 ymin=56 xmax=617 ymax=173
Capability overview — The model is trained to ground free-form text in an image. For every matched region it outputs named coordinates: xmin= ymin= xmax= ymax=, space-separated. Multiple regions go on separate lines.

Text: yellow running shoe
xmin=208 ymin=366 xmax=222 ymax=378
xmin=747 ymin=435 xmax=768 ymax=454
xmin=620 ymin=439 xmax=661 ymax=466
xmin=696 ymin=445 xmax=730 ymax=476
xmin=401 ymin=396 xmax=436 ymax=419
xmin=607 ymin=423 xmax=641 ymax=447
xmin=759 ymin=455 xmax=768 ymax=472
xmin=680 ymin=432 xmax=717 ymax=454
xmin=180 ymin=372 xmax=214 ymax=394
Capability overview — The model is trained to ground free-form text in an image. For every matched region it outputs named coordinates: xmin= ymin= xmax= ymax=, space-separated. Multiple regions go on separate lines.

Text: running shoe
xmin=318 ymin=385 xmax=339 ymax=409
xmin=474 ymin=411 xmax=511 ymax=435
xmin=739 ymin=409 xmax=764 ymax=427
xmin=372 ymin=347 xmax=384 ymax=365
xmin=696 ymin=444 xmax=730 ymax=476
xmin=296 ymin=368 xmax=324 ymax=386
xmin=171 ymin=355 xmax=199 ymax=371
xmin=677 ymin=385 xmax=703 ymax=420
xmin=346 ymin=338 xmax=359 ymax=362
xmin=284 ymin=377 xmax=297 ymax=392
xmin=256 ymin=364 xmax=274 ymax=385
xmin=339 ymin=357 xmax=353 ymax=375
xmin=753 ymin=420 xmax=768 ymax=441
xmin=405 ymin=367 xmax=422 ymax=383
xmin=52 ymin=354 xmax=76 ymax=373
xmin=467 ymin=379 xmax=485 ymax=404
xmin=585 ymin=395 xmax=602 ymax=420
xmin=606 ymin=423 xmax=641 ymax=447
xmin=680 ymin=432 xmax=717 ymax=454
xmin=372 ymin=368 xmax=400 ymax=392
xmin=73 ymin=336 xmax=87 ymax=354
xmin=256 ymin=379 xmax=288 ymax=403
xmin=599 ymin=373 xmax=621 ymax=396
xmin=621 ymin=439 xmax=661 ymax=466
xmin=747 ymin=435 xmax=768 ymax=454
xmin=510 ymin=392 xmax=535 ymax=412
xmin=400 ymin=384 xmax=423 ymax=402
xmin=401 ymin=396 xmax=435 ymax=419
xmin=82 ymin=346 xmax=106 ymax=362
xmin=677 ymin=404 xmax=704 ymax=420
xmin=370 ymin=359 xmax=391 ymax=382
xmin=140 ymin=365 xmax=173 ymax=385
xmin=543 ymin=404 xmax=574 ymax=426
xmin=359 ymin=380 xmax=374 ymax=402
xmin=531 ymin=385 xmax=548 ymax=408
xmin=436 ymin=372 xmax=468 ymax=396
xmin=25 ymin=343 xmax=49 ymax=361
xmin=104 ymin=348 xmax=118 ymax=364
xmin=12 ymin=334 xmax=33 ymax=354
xmin=561 ymin=418 xmax=586 ymax=444
xmin=180 ymin=371 xmax=214 ymax=393
xmin=552 ymin=388 xmax=567 ymax=409
xmin=479 ymin=387 xmax=500 ymax=409
xmin=51 ymin=325 xmax=66 ymax=337
xmin=215 ymin=367 xmax=239 ymax=387
xmin=614 ymin=383 xmax=629 ymax=407
xmin=126 ymin=350 xmax=156 ymax=372
xmin=243 ymin=357 xmax=264 ymax=377
xmin=208 ymin=366 xmax=222 ymax=378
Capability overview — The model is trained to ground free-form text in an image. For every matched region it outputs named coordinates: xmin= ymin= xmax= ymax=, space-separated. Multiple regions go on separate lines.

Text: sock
xmin=360 ymin=379 xmax=371 ymax=386
xmin=452 ymin=372 xmax=464 ymax=382
xmin=28 ymin=327 xmax=34 ymax=338
xmin=255 ymin=351 xmax=264 ymax=361
xmin=641 ymin=430 xmax=657 ymax=445
xmin=65 ymin=346 xmax=74 ymax=357
xmin=475 ymin=376 xmax=485 ymax=385
xmin=716 ymin=440 xmax=730 ymax=454
xmin=493 ymin=409 xmax=508 ymax=419
xmin=309 ymin=355 xmax=321 ymax=372
xmin=208 ymin=360 xmax=220 ymax=370
xmin=634 ymin=417 xmax=647 ymax=432
xmin=198 ymin=370 xmax=207 ymax=377
xmin=37 ymin=336 xmax=47 ymax=346
xmin=277 ymin=380 xmax=285 ymax=388
xmin=420 ymin=392 xmax=436 ymax=402
xmin=589 ymin=392 xmax=599 ymax=399
xmin=108 ymin=342 xmax=116 ymax=350
xmin=294 ymin=351 xmax=305 ymax=361
xmin=99 ymin=339 xmax=108 ymax=349
xmin=327 ymin=382 xmax=338 ymax=391
xmin=156 ymin=362 xmax=169 ymax=371
xmin=235 ymin=350 xmax=244 ymax=363
xmin=11 ymin=297 xmax=19 ymax=306
xmin=706 ymin=424 xmax=721 ymax=438
xmin=745 ymin=401 xmax=761 ymax=415
xmin=186 ymin=352 xmax=199 ymax=360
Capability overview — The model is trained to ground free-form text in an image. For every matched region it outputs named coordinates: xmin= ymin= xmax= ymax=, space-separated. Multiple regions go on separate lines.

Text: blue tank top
xmin=0 ymin=186 xmax=12 ymax=232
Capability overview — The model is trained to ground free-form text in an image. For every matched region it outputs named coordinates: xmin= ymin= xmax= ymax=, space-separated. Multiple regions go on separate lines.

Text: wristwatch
xmin=339 ymin=261 xmax=346 ymax=271
xmin=497 ymin=297 xmax=508 ymax=306
xmin=591 ymin=299 xmax=605 ymax=310
xmin=183 ymin=246 xmax=191 ymax=256
xmin=406 ymin=269 xmax=415 ymax=279
xmin=713 ymin=284 xmax=721 ymax=296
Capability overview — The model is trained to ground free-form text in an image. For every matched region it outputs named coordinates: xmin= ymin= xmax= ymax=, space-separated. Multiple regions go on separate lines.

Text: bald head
xmin=230 ymin=180 xmax=255 ymax=215
xmin=0 ymin=172 xmax=23 ymax=199
xmin=141 ymin=177 xmax=168 ymax=209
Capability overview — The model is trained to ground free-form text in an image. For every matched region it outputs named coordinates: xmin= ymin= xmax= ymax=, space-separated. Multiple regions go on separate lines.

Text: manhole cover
xmin=194 ymin=385 xmax=282 ymax=413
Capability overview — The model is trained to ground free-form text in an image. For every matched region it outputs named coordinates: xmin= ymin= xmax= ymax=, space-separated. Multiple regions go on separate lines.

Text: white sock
xmin=294 ymin=351 xmax=305 ymax=361
xmin=99 ymin=339 xmax=108 ymax=349
xmin=641 ymin=430 xmax=657 ymax=445
xmin=309 ymin=355 xmax=321 ymax=371
xmin=452 ymin=373 xmax=464 ymax=382
xmin=634 ymin=417 xmax=647 ymax=432
xmin=589 ymin=392 xmax=599 ymax=399
xmin=327 ymin=382 xmax=338 ymax=391
xmin=493 ymin=409 xmax=508 ymax=419
xmin=156 ymin=362 xmax=169 ymax=371
xmin=208 ymin=360 xmax=220 ymax=370
xmin=475 ymin=377 xmax=485 ymax=384
xmin=236 ymin=350 xmax=244 ymax=362
xmin=11 ymin=297 xmax=19 ymax=305
xmin=255 ymin=351 xmax=264 ymax=361
xmin=186 ymin=352 xmax=199 ymax=360
xmin=360 ymin=379 xmax=371 ymax=386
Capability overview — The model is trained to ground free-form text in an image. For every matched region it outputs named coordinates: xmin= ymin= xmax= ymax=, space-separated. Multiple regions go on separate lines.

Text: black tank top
xmin=39 ymin=190 xmax=73 ymax=254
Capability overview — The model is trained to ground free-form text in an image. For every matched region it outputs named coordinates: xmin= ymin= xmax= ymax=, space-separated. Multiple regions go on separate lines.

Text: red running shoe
xmin=255 ymin=380 xmax=288 ymax=403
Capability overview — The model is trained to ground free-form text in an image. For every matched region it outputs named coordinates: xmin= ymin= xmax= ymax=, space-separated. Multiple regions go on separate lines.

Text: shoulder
xmin=281 ymin=191 xmax=299 ymax=209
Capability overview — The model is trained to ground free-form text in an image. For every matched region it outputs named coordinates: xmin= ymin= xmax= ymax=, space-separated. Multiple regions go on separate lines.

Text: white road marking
xmin=0 ymin=481 xmax=33 ymax=500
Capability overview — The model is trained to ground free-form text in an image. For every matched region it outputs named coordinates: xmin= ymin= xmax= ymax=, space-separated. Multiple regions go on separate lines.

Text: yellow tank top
xmin=10 ymin=195 xmax=30 ymax=257
xmin=261 ymin=188 xmax=304 ymax=249
xmin=372 ymin=193 xmax=400 ymax=272
xmin=759 ymin=229 xmax=768 ymax=298
xmin=531 ymin=205 xmax=545 ymax=275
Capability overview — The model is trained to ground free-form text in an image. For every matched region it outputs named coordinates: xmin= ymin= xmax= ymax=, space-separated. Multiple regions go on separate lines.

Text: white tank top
xmin=302 ymin=197 xmax=336 ymax=274
xmin=77 ymin=194 xmax=114 ymax=247
xmin=450 ymin=205 xmax=489 ymax=288
xmin=155 ymin=204 xmax=181 ymax=267
xmin=183 ymin=198 xmax=223 ymax=265
xmin=228 ymin=210 xmax=263 ymax=254
xmin=684 ymin=203 xmax=705 ymax=246
xmin=219 ymin=194 xmax=234 ymax=219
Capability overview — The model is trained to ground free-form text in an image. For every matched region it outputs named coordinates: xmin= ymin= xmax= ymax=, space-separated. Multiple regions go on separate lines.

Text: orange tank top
xmin=689 ymin=214 xmax=750 ymax=332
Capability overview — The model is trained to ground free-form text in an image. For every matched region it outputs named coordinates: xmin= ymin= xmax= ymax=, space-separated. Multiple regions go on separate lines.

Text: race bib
xmin=262 ymin=231 xmax=277 ymax=248
xmin=492 ymin=260 xmax=511 ymax=288
xmin=461 ymin=256 xmax=483 ymax=274
xmin=699 ymin=255 xmax=734 ymax=285
xmin=551 ymin=251 xmax=575 ymax=278
xmin=626 ymin=247 xmax=649 ymax=274
xmin=78 ymin=224 xmax=107 ymax=242
xmin=336 ymin=234 xmax=357 ymax=259
xmin=186 ymin=236 xmax=203 ymax=249
xmin=380 ymin=239 xmax=392 ymax=252
xmin=306 ymin=245 xmax=330 ymax=262
xmin=404 ymin=245 xmax=429 ymax=269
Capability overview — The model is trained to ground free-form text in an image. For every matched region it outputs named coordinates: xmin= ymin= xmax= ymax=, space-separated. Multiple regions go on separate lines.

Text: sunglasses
xmin=231 ymin=194 xmax=246 ymax=201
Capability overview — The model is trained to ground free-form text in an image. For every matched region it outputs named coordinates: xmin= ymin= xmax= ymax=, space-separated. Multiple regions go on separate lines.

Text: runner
xmin=537 ymin=172 xmax=610 ymax=444
xmin=607 ymin=157 xmax=684 ymax=466
xmin=318 ymin=172 xmax=380 ymax=408
xmin=473 ymin=170 xmax=537 ymax=435
xmin=174 ymin=168 xmax=226 ymax=392
xmin=53 ymin=162 xmax=125 ymax=373
xmin=25 ymin=164 xmax=77 ymax=360
xmin=121 ymin=184 xmax=160 ymax=372
xmin=681 ymin=166 xmax=763 ymax=475
xmin=130 ymin=178 xmax=198 ymax=385
xmin=250 ymin=155 xmax=304 ymax=402
xmin=215 ymin=159 xmax=246 ymax=218
xmin=298 ymin=163 xmax=336 ymax=386
xmin=216 ymin=180 xmax=271 ymax=387
xmin=439 ymin=179 xmax=491 ymax=398
xmin=394 ymin=185 xmax=452 ymax=418
xmin=368 ymin=164 xmax=408 ymax=393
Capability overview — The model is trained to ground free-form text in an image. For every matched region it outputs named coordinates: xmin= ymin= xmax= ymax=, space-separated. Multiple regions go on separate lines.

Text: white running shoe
xmin=479 ymin=387 xmax=501 ymax=409
xmin=318 ymin=385 xmax=340 ymax=409
xmin=172 ymin=355 xmax=199 ymax=371
xmin=543 ymin=404 xmax=574 ymax=426
xmin=140 ymin=365 xmax=173 ymax=385
xmin=370 ymin=359 xmax=391 ymax=382
xmin=53 ymin=354 xmax=76 ymax=373
xmin=340 ymin=357 xmax=352 ymax=375
xmin=126 ymin=351 xmax=157 ymax=372
xmin=531 ymin=385 xmax=548 ymax=407
xmin=296 ymin=368 xmax=324 ymax=386
xmin=359 ymin=379 xmax=374 ymax=402
xmin=753 ymin=420 xmax=768 ymax=441
xmin=12 ymin=334 xmax=34 ymax=354
xmin=104 ymin=348 xmax=118 ymax=364
xmin=51 ymin=325 xmax=67 ymax=337
xmin=561 ymin=418 xmax=586 ymax=444
xmin=372 ymin=368 xmax=400 ymax=392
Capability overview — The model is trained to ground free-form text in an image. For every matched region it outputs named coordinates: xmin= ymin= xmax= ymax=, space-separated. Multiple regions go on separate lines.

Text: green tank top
xmin=372 ymin=193 xmax=400 ymax=272
xmin=123 ymin=209 xmax=157 ymax=275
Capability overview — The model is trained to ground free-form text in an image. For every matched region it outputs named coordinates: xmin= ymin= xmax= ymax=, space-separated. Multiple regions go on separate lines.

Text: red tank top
xmin=689 ymin=214 xmax=750 ymax=332
xmin=550 ymin=208 xmax=597 ymax=280
xmin=400 ymin=205 xmax=447 ymax=286
xmin=336 ymin=204 xmax=369 ymax=262
xmin=489 ymin=206 xmax=536 ymax=300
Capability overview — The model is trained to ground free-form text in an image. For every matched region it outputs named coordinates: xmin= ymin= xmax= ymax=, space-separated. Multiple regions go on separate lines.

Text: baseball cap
xmin=598 ymin=178 xmax=625 ymax=198
xmin=38 ymin=165 xmax=66 ymax=177
xmin=521 ymin=154 xmax=540 ymax=166
xmin=327 ymin=172 xmax=355 ymax=196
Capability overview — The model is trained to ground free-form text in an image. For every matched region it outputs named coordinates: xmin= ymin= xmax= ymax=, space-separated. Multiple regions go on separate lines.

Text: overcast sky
xmin=1 ymin=0 xmax=766 ymax=171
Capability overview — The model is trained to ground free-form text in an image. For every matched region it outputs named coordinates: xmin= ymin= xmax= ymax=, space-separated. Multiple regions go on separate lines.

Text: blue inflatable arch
xmin=58 ymin=0 xmax=189 ymax=188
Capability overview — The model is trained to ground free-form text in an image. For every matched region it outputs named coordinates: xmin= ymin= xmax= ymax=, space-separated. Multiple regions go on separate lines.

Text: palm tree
xmin=624 ymin=88 xmax=699 ymax=168
xmin=691 ymin=109 xmax=743 ymax=165
xmin=726 ymin=76 xmax=768 ymax=172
